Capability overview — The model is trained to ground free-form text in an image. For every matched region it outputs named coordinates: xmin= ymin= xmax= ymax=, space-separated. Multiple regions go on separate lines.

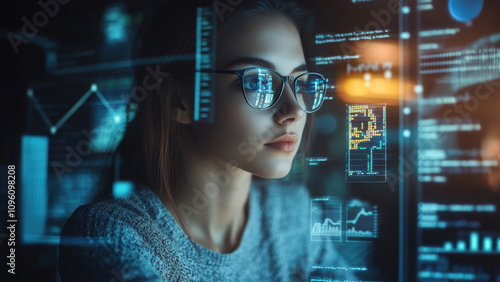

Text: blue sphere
xmin=448 ymin=0 xmax=483 ymax=22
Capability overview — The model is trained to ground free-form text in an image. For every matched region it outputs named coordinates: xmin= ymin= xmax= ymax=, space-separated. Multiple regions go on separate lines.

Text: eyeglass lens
xmin=242 ymin=68 xmax=326 ymax=112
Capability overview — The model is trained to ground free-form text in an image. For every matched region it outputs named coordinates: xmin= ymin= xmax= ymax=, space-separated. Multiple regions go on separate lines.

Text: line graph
xmin=311 ymin=198 xmax=342 ymax=241
xmin=347 ymin=208 xmax=373 ymax=224
xmin=346 ymin=200 xmax=378 ymax=242
xmin=27 ymin=84 xmax=121 ymax=135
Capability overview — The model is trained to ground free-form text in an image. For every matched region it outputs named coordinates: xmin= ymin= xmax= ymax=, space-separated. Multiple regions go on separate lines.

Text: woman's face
xmin=191 ymin=14 xmax=308 ymax=178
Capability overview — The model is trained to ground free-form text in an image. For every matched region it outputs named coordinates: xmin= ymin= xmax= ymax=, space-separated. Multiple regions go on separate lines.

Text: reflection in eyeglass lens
xmin=243 ymin=68 xmax=326 ymax=112
xmin=296 ymin=74 xmax=326 ymax=111
xmin=243 ymin=68 xmax=277 ymax=108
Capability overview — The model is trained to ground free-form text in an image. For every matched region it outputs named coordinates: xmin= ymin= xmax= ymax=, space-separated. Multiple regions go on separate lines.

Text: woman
xmin=58 ymin=0 xmax=354 ymax=280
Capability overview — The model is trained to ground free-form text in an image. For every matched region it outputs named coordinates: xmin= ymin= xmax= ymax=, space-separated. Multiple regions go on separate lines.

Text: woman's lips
xmin=265 ymin=142 xmax=296 ymax=152
xmin=264 ymin=133 xmax=298 ymax=153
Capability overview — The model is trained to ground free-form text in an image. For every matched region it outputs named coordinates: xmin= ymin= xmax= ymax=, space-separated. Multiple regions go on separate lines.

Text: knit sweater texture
xmin=58 ymin=181 xmax=355 ymax=281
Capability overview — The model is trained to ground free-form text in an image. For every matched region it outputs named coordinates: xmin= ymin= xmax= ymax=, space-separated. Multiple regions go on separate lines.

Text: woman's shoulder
xmin=60 ymin=185 xmax=159 ymax=239
xmin=58 ymin=185 xmax=166 ymax=281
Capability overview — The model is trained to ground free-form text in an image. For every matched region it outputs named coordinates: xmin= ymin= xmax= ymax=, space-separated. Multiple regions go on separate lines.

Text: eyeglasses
xmin=197 ymin=67 xmax=327 ymax=113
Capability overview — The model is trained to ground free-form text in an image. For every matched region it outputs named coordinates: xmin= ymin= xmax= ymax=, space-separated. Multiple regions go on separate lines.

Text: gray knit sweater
xmin=58 ymin=181 xmax=355 ymax=281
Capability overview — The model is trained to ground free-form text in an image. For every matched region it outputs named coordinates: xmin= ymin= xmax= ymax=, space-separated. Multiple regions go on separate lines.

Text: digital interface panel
xmin=311 ymin=198 xmax=342 ymax=242
xmin=346 ymin=104 xmax=387 ymax=182
xmin=311 ymin=198 xmax=378 ymax=243
xmin=4 ymin=0 xmax=499 ymax=281
xmin=406 ymin=0 xmax=500 ymax=280
xmin=346 ymin=200 xmax=378 ymax=242
xmin=194 ymin=6 xmax=216 ymax=123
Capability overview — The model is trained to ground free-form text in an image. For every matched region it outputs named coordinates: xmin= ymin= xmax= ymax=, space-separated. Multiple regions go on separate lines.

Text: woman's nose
xmin=273 ymin=80 xmax=305 ymax=125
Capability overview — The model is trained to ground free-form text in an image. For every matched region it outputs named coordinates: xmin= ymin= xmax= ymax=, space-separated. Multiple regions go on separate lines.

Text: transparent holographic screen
xmin=345 ymin=104 xmax=387 ymax=182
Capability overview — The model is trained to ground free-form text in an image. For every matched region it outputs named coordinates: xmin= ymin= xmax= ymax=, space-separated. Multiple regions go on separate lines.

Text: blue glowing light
xmin=102 ymin=4 xmax=128 ymax=44
xmin=20 ymin=135 xmax=49 ymax=243
xmin=113 ymin=181 xmax=134 ymax=198
xmin=448 ymin=0 xmax=483 ymax=22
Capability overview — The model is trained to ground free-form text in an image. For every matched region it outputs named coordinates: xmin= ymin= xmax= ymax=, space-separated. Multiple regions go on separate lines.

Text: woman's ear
xmin=156 ymin=77 xmax=192 ymax=125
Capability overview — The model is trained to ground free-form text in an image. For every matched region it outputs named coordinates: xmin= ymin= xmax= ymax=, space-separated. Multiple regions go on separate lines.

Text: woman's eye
xmin=244 ymin=76 xmax=267 ymax=92
xmin=244 ymin=79 xmax=257 ymax=90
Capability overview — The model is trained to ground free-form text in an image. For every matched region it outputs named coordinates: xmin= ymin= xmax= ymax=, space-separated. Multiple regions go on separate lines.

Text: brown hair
xmin=96 ymin=0 xmax=312 ymax=240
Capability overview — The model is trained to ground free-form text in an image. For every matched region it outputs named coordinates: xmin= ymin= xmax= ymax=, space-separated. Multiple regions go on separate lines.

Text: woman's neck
xmin=166 ymin=156 xmax=253 ymax=253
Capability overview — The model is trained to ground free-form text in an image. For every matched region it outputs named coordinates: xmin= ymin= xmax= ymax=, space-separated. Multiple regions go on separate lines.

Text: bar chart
xmin=419 ymin=231 xmax=500 ymax=254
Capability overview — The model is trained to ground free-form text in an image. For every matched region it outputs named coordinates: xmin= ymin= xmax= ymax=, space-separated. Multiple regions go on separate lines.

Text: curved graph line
xmin=346 ymin=208 xmax=373 ymax=224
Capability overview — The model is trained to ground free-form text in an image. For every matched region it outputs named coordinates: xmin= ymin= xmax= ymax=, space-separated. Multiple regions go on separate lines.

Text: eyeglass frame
xmin=196 ymin=67 xmax=328 ymax=113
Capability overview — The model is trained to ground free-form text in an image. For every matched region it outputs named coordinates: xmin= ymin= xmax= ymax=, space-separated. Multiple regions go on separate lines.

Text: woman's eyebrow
xmin=223 ymin=56 xmax=308 ymax=73
xmin=292 ymin=64 xmax=308 ymax=73
xmin=224 ymin=57 xmax=274 ymax=69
